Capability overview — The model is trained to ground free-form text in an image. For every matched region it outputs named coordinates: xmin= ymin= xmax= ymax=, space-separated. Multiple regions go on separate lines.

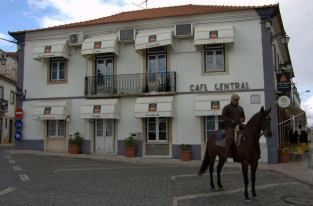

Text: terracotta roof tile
xmin=10 ymin=4 xmax=278 ymax=34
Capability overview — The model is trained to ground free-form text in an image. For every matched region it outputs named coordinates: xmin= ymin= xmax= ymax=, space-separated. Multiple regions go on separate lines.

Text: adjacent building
xmin=10 ymin=4 xmax=299 ymax=163
xmin=0 ymin=49 xmax=17 ymax=144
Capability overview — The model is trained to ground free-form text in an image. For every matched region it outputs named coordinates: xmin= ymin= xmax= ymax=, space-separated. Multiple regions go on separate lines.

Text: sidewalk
xmin=5 ymin=149 xmax=313 ymax=186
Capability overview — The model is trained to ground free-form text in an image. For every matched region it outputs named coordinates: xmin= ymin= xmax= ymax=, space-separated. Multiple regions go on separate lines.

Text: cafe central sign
xmin=189 ymin=82 xmax=250 ymax=92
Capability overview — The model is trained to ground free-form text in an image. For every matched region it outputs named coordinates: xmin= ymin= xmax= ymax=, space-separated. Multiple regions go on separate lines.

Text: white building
xmin=0 ymin=50 xmax=17 ymax=144
xmin=10 ymin=4 xmax=296 ymax=163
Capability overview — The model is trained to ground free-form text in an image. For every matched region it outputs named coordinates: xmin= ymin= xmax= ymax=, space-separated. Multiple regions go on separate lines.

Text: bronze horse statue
xmin=198 ymin=107 xmax=272 ymax=200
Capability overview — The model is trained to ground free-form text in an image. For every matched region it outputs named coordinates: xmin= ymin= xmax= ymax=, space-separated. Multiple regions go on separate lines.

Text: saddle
xmin=235 ymin=124 xmax=245 ymax=146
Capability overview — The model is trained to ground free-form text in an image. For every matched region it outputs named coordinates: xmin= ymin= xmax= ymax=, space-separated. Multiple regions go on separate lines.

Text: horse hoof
xmin=210 ymin=188 xmax=216 ymax=192
xmin=245 ymin=198 xmax=251 ymax=202
xmin=218 ymin=187 xmax=224 ymax=191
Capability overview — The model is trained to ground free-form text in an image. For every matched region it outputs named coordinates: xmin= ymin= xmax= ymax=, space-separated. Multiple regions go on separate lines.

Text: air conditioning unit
xmin=68 ymin=32 xmax=85 ymax=46
xmin=175 ymin=24 xmax=193 ymax=38
xmin=118 ymin=29 xmax=135 ymax=42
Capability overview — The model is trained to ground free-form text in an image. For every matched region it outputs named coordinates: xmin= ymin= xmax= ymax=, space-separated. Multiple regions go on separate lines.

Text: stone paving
xmin=1 ymin=148 xmax=313 ymax=206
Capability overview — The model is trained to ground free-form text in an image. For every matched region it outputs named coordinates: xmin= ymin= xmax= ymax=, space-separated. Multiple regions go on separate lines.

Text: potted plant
xmin=68 ymin=132 xmax=84 ymax=154
xmin=124 ymin=134 xmax=136 ymax=158
xmin=279 ymin=145 xmax=291 ymax=163
xmin=180 ymin=144 xmax=192 ymax=161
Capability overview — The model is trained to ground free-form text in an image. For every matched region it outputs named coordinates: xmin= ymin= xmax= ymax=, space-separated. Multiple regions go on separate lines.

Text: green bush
xmin=69 ymin=132 xmax=84 ymax=146
xmin=180 ymin=144 xmax=191 ymax=151
xmin=124 ymin=134 xmax=136 ymax=149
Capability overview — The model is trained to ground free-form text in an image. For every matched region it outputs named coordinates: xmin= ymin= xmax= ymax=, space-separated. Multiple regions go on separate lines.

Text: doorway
xmin=95 ymin=119 xmax=115 ymax=154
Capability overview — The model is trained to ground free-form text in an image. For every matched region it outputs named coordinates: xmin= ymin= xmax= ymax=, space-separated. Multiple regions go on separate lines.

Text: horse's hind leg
xmin=251 ymin=160 xmax=258 ymax=197
xmin=241 ymin=162 xmax=250 ymax=200
xmin=217 ymin=154 xmax=226 ymax=190
xmin=209 ymin=155 xmax=216 ymax=191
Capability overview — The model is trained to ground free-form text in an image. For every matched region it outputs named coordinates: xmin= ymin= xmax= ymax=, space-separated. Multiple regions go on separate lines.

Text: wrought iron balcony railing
xmin=85 ymin=72 xmax=176 ymax=96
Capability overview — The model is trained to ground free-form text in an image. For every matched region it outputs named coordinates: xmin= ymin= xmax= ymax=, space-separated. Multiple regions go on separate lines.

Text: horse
xmin=198 ymin=106 xmax=272 ymax=200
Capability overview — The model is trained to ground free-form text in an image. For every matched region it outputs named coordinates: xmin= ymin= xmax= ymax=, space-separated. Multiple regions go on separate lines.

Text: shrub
xmin=124 ymin=134 xmax=136 ymax=149
xmin=69 ymin=132 xmax=84 ymax=146
xmin=180 ymin=144 xmax=191 ymax=151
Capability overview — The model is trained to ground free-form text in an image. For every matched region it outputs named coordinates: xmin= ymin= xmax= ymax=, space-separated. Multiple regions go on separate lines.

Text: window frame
xmin=48 ymin=57 xmax=67 ymax=84
xmin=204 ymin=44 xmax=225 ymax=73
xmin=205 ymin=115 xmax=222 ymax=142
xmin=146 ymin=46 xmax=167 ymax=74
xmin=146 ymin=117 xmax=168 ymax=143
xmin=0 ymin=86 xmax=4 ymax=100
xmin=10 ymin=91 xmax=15 ymax=104
xmin=47 ymin=120 xmax=66 ymax=138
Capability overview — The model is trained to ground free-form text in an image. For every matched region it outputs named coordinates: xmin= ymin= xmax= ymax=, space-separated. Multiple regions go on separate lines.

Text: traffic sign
xmin=15 ymin=108 xmax=23 ymax=119
xmin=15 ymin=130 xmax=22 ymax=141
xmin=15 ymin=119 xmax=23 ymax=129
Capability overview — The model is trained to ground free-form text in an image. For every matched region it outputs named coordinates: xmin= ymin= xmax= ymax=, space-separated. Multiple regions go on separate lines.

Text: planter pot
xmin=125 ymin=147 xmax=136 ymax=158
xmin=180 ymin=150 xmax=192 ymax=161
xmin=280 ymin=153 xmax=289 ymax=163
xmin=68 ymin=144 xmax=80 ymax=154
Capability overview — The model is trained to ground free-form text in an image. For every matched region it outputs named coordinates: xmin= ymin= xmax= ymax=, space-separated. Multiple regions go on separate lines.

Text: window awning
xmin=80 ymin=99 xmax=120 ymax=119
xmin=32 ymin=101 xmax=71 ymax=120
xmin=81 ymin=34 xmax=119 ymax=57
xmin=194 ymin=95 xmax=230 ymax=116
xmin=32 ymin=40 xmax=69 ymax=61
xmin=135 ymin=28 xmax=173 ymax=50
xmin=194 ymin=25 xmax=234 ymax=45
xmin=134 ymin=96 xmax=174 ymax=118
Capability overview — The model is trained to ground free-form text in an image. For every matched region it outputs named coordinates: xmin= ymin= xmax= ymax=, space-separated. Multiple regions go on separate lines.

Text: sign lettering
xmin=189 ymin=82 xmax=250 ymax=92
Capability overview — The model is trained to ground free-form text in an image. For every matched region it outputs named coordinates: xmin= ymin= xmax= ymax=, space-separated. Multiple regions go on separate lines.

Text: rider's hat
xmin=231 ymin=93 xmax=240 ymax=100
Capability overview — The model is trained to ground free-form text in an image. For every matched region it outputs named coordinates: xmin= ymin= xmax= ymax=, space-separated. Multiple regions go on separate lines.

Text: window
xmin=204 ymin=44 xmax=225 ymax=72
xmin=147 ymin=117 xmax=168 ymax=143
xmin=0 ymin=87 xmax=3 ymax=99
xmin=47 ymin=120 xmax=66 ymax=138
xmin=49 ymin=57 xmax=67 ymax=82
xmin=205 ymin=115 xmax=223 ymax=141
xmin=10 ymin=91 xmax=15 ymax=104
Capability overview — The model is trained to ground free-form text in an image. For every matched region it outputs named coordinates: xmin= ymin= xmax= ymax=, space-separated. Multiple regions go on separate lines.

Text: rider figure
xmin=222 ymin=93 xmax=245 ymax=160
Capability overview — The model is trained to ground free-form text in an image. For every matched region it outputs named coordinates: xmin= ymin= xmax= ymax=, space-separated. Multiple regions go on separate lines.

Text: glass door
xmin=96 ymin=57 xmax=113 ymax=94
xmin=95 ymin=119 xmax=114 ymax=154
xmin=147 ymin=47 xmax=166 ymax=91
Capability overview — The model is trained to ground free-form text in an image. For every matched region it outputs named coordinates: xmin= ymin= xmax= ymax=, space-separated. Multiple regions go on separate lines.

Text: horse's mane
xmin=245 ymin=111 xmax=261 ymax=129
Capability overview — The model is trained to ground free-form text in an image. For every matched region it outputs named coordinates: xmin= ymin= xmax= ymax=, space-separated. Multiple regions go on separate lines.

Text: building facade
xmin=10 ymin=4 xmax=295 ymax=163
xmin=0 ymin=50 xmax=17 ymax=144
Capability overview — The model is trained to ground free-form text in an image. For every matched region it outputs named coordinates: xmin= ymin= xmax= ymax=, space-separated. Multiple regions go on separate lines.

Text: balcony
xmin=84 ymin=72 xmax=176 ymax=97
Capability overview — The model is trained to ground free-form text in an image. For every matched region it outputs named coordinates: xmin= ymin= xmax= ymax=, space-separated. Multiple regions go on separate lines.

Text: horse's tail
xmin=198 ymin=143 xmax=210 ymax=176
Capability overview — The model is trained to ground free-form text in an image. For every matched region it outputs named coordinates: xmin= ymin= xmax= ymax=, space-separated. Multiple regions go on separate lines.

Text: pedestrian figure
xmin=299 ymin=124 xmax=309 ymax=144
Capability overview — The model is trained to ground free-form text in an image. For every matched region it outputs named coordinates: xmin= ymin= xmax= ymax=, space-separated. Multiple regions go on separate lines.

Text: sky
xmin=0 ymin=0 xmax=312 ymax=126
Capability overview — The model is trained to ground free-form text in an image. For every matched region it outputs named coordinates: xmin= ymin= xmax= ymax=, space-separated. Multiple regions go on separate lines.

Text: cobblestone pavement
xmin=1 ymin=149 xmax=313 ymax=206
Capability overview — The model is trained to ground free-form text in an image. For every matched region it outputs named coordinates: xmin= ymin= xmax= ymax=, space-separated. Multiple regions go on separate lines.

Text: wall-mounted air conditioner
xmin=118 ymin=29 xmax=135 ymax=43
xmin=174 ymin=24 xmax=193 ymax=38
xmin=68 ymin=32 xmax=85 ymax=46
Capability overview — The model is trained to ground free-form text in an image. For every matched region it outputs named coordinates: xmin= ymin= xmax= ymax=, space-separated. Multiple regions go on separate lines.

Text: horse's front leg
xmin=251 ymin=160 xmax=258 ymax=197
xmin=241 ymin=161 xmax=250 ymax=200
xmin=209 ymin=155 xmax=216 ymax=191
xmin=217 ymin=153 xmax=226 ymax=190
